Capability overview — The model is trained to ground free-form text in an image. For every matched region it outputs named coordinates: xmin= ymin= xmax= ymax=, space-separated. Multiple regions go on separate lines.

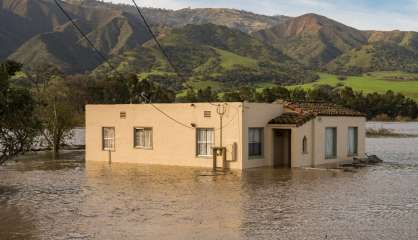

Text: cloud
xmin=105 ymin=0 xmax=418 ymax=31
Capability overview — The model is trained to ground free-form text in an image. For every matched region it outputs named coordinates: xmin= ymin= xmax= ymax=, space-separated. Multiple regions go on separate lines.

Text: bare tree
xmin=37 ymin=77 xmax=80 ymax=158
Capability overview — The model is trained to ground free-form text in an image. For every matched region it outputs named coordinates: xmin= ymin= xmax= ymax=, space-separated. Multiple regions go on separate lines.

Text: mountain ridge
xmin=2 ymin=0 xmax=418 ymax=78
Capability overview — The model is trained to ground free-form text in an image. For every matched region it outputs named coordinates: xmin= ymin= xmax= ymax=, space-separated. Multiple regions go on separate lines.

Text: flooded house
xmin=85 ymin=101 xmax=366 ymax=169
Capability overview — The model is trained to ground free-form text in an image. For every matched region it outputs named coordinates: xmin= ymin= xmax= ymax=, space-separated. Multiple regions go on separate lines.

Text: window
xmin=134 ymin=128 xmax=153 ymax=149
xmin=249 ymin=128 xmax=263 ymax=158
xmin=120 ymin=111 xmax=126 ymax=119
xmin=302 ymin=136 xmax=308 ymax=154
xmin=325 ymin=127 xmax=337 ymax=159
xmin=348 ymin=127 xmax=358 ymax=156
xmin=102 ymin=127 xmax=115 ymax=151
xmin=196 ymin=128 xmax=214 ymax=156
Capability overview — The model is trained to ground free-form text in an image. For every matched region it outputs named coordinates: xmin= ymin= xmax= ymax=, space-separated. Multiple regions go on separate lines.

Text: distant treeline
xmin=10 ymin=61 xmax=418 ymax=122
xmin=178 ymin=85 xmax=418 ymax=121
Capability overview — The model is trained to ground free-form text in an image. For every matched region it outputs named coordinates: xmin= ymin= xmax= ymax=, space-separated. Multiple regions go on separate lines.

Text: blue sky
xmin=105 ymin=0 xmax=418 ymax=31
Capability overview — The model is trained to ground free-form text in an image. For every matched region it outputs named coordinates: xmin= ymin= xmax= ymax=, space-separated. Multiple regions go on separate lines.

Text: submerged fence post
xmin=212 ymin=151 xmax=217 ymax=171
xmin=108 ymin=150 xmax=112 ymax=165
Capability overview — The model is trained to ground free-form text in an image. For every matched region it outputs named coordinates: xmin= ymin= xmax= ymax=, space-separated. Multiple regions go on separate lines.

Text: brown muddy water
xmin=1 ymin=123 xmax=418 ymax=239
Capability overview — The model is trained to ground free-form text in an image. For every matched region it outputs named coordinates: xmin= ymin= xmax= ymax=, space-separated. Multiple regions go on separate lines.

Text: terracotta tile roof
xmin=285 ymin=102 xmax=366 ymax=117
xmin=269 ymin=112 xmax=316 ymax=126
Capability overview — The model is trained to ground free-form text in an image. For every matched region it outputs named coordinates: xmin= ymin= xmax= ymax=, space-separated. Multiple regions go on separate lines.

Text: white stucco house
xmin=85 ymin=101 xmax=366 ymax=169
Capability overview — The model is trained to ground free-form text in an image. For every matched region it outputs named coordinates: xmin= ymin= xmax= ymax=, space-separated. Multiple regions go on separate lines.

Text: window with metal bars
xmin=102 ymin=127 xmax=115 ymax=151
xmin=196 ymin=128 xmax=214 ymax=156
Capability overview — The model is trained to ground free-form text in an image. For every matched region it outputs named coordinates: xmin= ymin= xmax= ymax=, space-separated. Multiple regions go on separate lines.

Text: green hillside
xmin=327 ymin=42 xmax=418 ymax=74
xmin=94 ymin=24 xmax=318 ymax=89
xmin=4 ymin=0 xmax=418 ymax=93
xmin=214 ymin=48 xmax=258 ymax=69
xmin=289 ymin=72 xmax=418 ymax=101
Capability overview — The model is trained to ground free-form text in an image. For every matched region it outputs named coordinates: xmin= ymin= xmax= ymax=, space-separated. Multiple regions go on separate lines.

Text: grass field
xmin=213 ymin=48 xmax=258 ymax=69
xmin=289 ymin=72 xmax=418 ymax=101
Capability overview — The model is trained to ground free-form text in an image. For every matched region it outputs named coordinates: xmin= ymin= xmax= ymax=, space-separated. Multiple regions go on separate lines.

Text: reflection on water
xmin=1 ymin=124 xmax=418 ymax=239
xmin=368 ymin=121 xmax=418 ymax=134
xmin=367 ymin=122 xmax=418 ymax=166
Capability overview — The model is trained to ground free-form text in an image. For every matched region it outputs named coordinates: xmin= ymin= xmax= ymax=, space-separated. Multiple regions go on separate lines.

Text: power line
xmin=54 ymin=0 xmax=196 ymax=129
xmin=144 ymin=97 xmax=237 ymax=131
xmin=151 ymin=104 xmax=195 ymax=129
xmin=55 ymin=0 xmax=226 ymax=130
xmin=130 ymin=0 xmax=226 ymax=108
xmin=130 ymin=2 xmax=233 ymax=123
xmin=53 ymin=0 xmax=125 ymax=80
xmin=130 ymin=0 xmax=187 ymax=81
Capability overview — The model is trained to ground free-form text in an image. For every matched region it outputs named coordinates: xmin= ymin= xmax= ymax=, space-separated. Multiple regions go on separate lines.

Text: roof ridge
xmin=283 ymin=101 xmax=365 ymax=117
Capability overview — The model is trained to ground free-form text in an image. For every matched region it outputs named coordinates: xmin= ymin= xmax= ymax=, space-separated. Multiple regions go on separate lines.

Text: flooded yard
xmin=1 ymin=123 xmax=418 ymax=239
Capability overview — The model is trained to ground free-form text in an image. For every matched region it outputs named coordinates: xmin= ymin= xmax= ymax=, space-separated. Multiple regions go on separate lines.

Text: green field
xmin=289 ymin=72 xmax=418 ymax=101
xmin=213 ymin=48 xmax=258 ymax=69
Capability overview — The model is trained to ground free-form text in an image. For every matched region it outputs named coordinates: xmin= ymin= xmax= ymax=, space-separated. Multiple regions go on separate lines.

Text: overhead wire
xmin=55 ymin=0 xmax=237 ymax=130
xmin=54 ymin=0 xmax=196 ymax=129
xmin=53 ymin=0 xmax=126 ymax=80
xmin=130 ymin=0 xmax=225 ymax=108
xmin=130 ymin=0 xmax=188 ymax=82
xmin=129 ymin=0 xmax=227 ymax=109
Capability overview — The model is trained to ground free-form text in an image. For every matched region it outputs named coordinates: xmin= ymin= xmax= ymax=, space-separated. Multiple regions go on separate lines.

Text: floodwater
xmin=1 ymin=123 xmax=418 ymax=239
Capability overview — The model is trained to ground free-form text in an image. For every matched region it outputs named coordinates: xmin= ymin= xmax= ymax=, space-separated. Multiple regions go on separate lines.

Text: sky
xmin=104 ymin=0 xmax=418 ymax=31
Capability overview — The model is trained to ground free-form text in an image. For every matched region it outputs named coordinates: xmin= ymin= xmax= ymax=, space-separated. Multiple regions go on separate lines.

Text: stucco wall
xmin=241 ymin=102 xmax=284 ymax=169
xmin=269 ymin=121 xmax=314 ymax=168
xmin=311 ymin=116 xmax=367 ymax=167
xmin=86 ymin=102 xmax=366 ymax=170
xmin=86 ymin=103 xmax=244 ymax=169
xmin=268 ymin=116 xmax=366 ymax=168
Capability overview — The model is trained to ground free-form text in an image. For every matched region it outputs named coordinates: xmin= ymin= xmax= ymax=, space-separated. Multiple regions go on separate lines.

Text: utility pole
xmin=217 ymin=103 xmax=226 ymax=147
xmin=212 ymin=103 xmax=227 ymax=171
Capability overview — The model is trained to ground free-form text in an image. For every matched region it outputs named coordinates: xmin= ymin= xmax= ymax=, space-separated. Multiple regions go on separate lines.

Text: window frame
xmin=196 ymin=128 xmax=215 ymax=157
xmin=302 ymin=136 xmax=308 ymax=154
xmin=347 ymin=127 xmax=358 ymax=156
xmin=133 ymin=127 xmax=153 ymax=150
xmin=102 ymin=127 xmax=115 ymax=151
xmin=248 ymin=128 xmax=264 ymax=159
xmin=325 ymin=127 xmax=337 ymax=159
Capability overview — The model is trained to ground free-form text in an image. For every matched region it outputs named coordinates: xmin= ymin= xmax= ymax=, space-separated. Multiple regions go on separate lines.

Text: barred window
xmin=102 ymin=127 xmax=115 ymax=151
xmin=196 ymin=128 xmax=214 ymax=156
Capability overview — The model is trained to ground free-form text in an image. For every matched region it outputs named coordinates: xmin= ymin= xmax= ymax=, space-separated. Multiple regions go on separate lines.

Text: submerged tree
xmin=36 ymin=76 xmax=81 ymax=158
xmin=0 ymin=61 xmax=40 ymax=164
xmin=24 ymin=64 xmax=80 ymax=157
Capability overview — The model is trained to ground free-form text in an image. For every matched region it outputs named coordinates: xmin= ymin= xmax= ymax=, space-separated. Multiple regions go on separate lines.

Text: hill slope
xmin=4 ymin=0 xmax=152 ymax=73
xmin=64 ymin=1 xmax=290 ymax=33
xmin=94 ymin=24 xmax=318 ymax=89
xmin=0 ymin=0 xmax=71 ymax=58
xmin=1 ymin=0 xmax=290 ymax=73
xmin=327 ymin=31 xmax=418 ymax=74
xmin=255 ymin=13 xmax=368 ymax=67
xmin=3 ymin=0 xmax=418 ymax=79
